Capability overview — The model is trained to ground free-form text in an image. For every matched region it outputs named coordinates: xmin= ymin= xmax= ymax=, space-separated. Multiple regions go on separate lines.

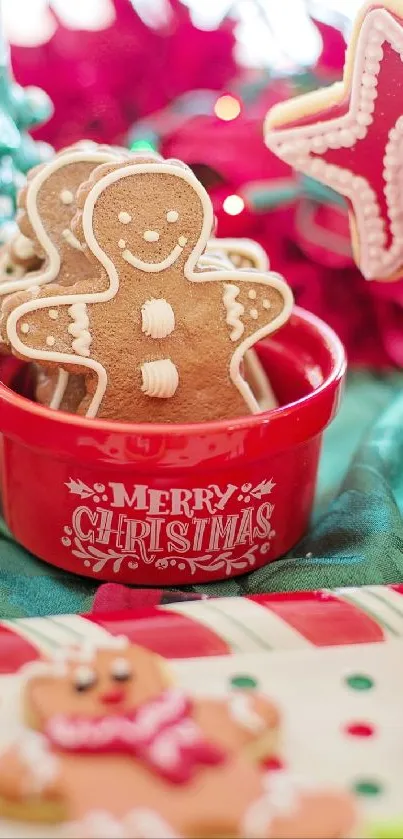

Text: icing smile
xmin=121 ymin=236 xmax=188 ymax=273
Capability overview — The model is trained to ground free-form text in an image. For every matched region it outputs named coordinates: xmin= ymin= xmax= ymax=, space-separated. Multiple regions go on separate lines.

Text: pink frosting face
xmin=26 ymin=645 xmax=169 ymax=725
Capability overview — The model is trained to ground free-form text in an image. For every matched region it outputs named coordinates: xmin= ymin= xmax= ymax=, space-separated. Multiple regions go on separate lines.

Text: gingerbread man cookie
xmin=265 ymin=1 xmax=403 ymax=282
xmin=0 ymin=639 xmax=357 ymax=838
xmin=0 ymin=143 xmax=127 ymax=411
xmin=4 ymin=158 xmax=293 ymax=423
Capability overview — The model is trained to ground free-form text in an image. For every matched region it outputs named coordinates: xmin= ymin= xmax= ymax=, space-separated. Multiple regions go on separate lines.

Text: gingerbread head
xmin=24 ymin=639 xmax=170 ymax=730
xmin=0 ymin=144 xmax=126 ymax=299
xmin=72 ymin=157 xmax=213 ymax=281
xmin=4 ymin=157 xmax=293 ymax=423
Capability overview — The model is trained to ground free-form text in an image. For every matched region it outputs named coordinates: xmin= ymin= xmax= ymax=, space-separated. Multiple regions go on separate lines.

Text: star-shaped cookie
xmin=266 ymin=1 xmax=403 ymax=281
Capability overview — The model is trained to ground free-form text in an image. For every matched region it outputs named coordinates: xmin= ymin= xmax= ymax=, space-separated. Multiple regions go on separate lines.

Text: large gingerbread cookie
xmin=3 ymin=157 xmax=293 ymax=423
xmin=0 ymin=640 xmax=357 ymax=839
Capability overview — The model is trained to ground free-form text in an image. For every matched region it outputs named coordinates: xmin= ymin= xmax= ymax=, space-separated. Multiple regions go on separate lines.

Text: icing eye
xmin=73 ymin=666 xmax=97 ymax=692
xmin=110 ymin=657 xmax=132 ymax=682
xmin=118 ymin=211 xmax=132 ymax=224
xmin=166 ymin=211 xmax=179 ymax=223
xmin=60 ymin=189 xmax=74 ymax=205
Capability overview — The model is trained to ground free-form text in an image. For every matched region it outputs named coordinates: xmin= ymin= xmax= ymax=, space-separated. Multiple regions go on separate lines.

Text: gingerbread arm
xmin=3 ymin=280 xmax=110 ymax=418
xmin=0 ymin=734 xmax=66 ymax=822
xmin=221 ymin=270 xmax=293 ymax=413
xmin=193 ymin=691 xmax=279 ymax=757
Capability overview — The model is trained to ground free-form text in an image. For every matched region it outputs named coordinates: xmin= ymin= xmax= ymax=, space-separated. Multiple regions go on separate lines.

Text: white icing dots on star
xmin=49 ymin=309 xmax=59 ymax=320
xmin=21 ymin=323 xmax=30 ymax=334
xmin=118 ymin=239 xmax=126 ymax=249
xmin=262 ymin=299 xmax=271 ymax=310
xmin=249 ymin=308 xmax=259 ymax=320
xmin=248 ymin=289 xmax=257 ymax=300
xmin=118 ymin=211 xmax=132 ymax=224
xmin=265 ymin=7 xmax=403 ymax=279
xmin=166 ymin=210 xmax=179 ymax=223
xmin=60 ymin=189 xmax=74 ymax=205
xmin=46 ymin=336 xmax=56 ymax=347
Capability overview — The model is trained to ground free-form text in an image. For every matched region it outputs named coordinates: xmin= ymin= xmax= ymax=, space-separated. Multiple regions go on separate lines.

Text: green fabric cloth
xmin=2 ymin=370 xmax=403 ymax=616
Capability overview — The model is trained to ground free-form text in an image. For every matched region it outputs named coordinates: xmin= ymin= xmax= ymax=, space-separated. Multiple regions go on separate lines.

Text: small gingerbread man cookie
xmin=0 ymin=143 xmax=128 ymax=411
xmin=4 ymin=157 xmax=293 ymax=423
xmin=0 ymin=639 xmax=357 ymax=838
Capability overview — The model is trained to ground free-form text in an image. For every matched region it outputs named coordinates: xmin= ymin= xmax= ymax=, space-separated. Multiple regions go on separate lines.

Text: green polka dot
xmin=353 ymin=779 xmax=382 ymax=797
xmin=230 ymin=674 xmax=258 ymax=689
xmin=346 ymin=674 xmax=374 ymax=691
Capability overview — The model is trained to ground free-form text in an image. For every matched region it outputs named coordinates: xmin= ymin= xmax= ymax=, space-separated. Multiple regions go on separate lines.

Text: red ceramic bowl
xmin=0 ymin=307 xmax=345 ymax=585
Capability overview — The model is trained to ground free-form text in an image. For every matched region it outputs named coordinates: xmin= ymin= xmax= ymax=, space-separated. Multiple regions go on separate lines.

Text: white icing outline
xmin=265 ymin=8 xmax=403 ymax=281
xmin=49 ymin=368 xmax=69 ymax=410
xmin=7 ymin=162 xmax=292 ymax=417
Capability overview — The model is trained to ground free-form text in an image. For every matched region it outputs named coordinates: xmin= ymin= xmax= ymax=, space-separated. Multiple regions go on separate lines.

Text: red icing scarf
xmin=45 ymin=688 xmax=225 ymax=783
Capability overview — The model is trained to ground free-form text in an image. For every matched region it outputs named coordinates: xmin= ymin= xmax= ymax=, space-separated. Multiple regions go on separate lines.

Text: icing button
xmin=141 ymin=359 xmax=179 ymax=399
xmin=141 ymin=298 xmax=175 ymax=339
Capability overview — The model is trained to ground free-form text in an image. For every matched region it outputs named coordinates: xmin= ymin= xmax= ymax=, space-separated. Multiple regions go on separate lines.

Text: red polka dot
xmin=262 ymin=756 xmax=284 ymax=771
xmin=345 ymin=722 xmax=375 ymax=737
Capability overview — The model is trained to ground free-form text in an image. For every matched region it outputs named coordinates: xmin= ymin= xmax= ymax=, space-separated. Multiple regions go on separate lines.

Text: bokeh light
xmin=223 ymin=195 xmax=245 ymax=215
xmin=214 ymin=95 xmax=241 ymax=121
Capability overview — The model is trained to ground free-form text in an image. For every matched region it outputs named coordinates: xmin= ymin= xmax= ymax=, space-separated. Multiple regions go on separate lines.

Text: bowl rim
xmin=0 ymin=306 xmax=346 ymax=440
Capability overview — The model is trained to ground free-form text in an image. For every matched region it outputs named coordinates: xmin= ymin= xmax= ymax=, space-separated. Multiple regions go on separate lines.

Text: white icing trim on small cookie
xmin=141 ymin=298 xmax=175 ymax=339
xmin=17 ymin=731 xmax=59 ymax=795
xmin=125 ymin=809 xmax=180 ymax=839
xmin=223 ymin=284 xmax=245 ymax=341
xmin=141 ymin=359 xmax=179 ymax=398
xmin=228 ymin=694 xmax=265 ymax=732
